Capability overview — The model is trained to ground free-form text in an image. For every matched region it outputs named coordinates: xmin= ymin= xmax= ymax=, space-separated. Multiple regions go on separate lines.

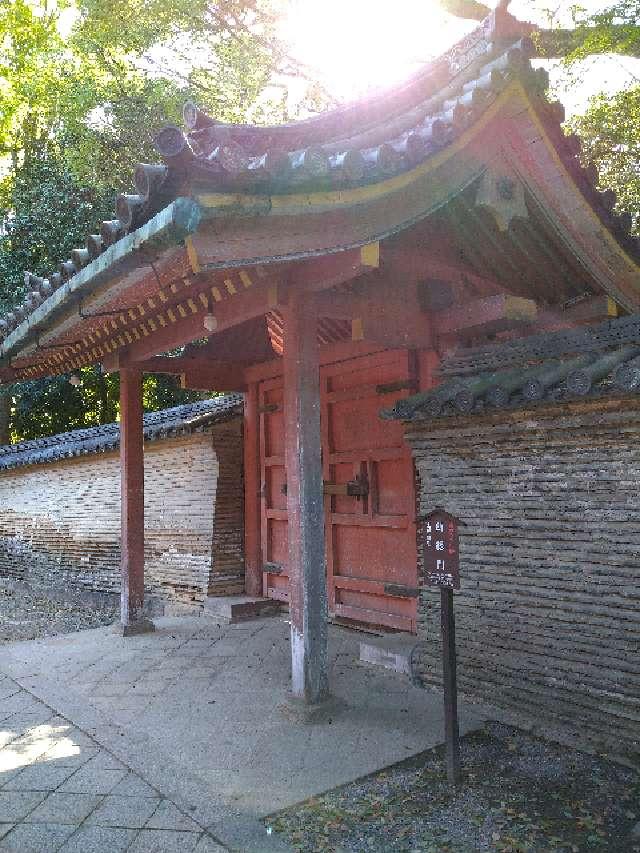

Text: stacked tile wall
xmin=0 ymin=424 xmax=244 ymax=603
xmin=406 ymin=399 xmax=640 ymax=761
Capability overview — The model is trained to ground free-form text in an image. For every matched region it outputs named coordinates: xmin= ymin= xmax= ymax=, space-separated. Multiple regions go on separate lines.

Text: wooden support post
xmin=283 ymin=291 xmax=329 ymax=705
xmin=244 ymin=381 xmax=262 ymax=597
xmin=441 ymin=587 xmax=461 ymax=784
xmin=119 ymin=368 xmax=154 ymax=636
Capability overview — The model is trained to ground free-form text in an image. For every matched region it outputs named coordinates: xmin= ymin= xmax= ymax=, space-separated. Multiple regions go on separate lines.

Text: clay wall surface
xmin=407 ymin=401 xmax=640 ymax=760
xmin=0 ymin=424 xmax=244 ymax=602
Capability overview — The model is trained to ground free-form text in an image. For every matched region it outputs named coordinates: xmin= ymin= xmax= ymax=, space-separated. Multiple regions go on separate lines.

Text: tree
xmin=569 ymin=86 xmax=640 ymax=233
xmin=0 ymin=0 xmax=310 ymax=443
xmin=437 ymin=1 xmax=640 ymax=59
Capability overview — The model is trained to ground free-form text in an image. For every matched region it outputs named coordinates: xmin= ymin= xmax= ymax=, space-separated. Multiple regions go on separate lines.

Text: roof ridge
xmin=0 ymin=395 xmax=243 ymax=467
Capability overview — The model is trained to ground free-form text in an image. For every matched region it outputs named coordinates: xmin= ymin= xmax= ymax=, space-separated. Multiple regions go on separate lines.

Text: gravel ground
xmin=268 ymin=722 xmax=640 ymax=853
xmin=0 ymin=580 xmax=118 ymax=642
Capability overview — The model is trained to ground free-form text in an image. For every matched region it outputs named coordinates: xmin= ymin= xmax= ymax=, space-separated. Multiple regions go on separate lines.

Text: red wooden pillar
xmin=283 ymin=291 xmax=329 ymax=704
xmin=243 ymin=380 xmax=262 ymax=597
xmin=119 ymin=368 xmax=154 ymax=636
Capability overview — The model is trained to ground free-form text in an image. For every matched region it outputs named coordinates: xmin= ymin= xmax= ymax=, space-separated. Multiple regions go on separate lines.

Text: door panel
xmin=260 ymin=349 xmax=418 ymax=631
xmin=260 ymin=382 xmax=289 ymax=600
xmin=322 ymin=350 xmax=418 ymax=632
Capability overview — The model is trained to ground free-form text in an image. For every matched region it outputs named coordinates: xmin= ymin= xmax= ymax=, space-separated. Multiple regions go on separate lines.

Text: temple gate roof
xmin=1 ymin=4 xmax=638 ymax=383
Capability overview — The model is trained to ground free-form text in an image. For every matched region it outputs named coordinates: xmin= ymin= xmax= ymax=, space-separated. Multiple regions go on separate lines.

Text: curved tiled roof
xmin=0 ymin=395 xmax=242 ymax=471
xmin=1 ymin=6 xmax=638 ymax=351
xmin=385 ymin=314 xmax=640 ymax=421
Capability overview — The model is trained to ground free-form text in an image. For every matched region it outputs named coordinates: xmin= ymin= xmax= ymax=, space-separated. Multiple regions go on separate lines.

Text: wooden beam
xmin=315 ymin=280 xmax=432 ymax=349
xmin=382 ymin=246 xmax=506 ymax=297
xmin=179 ymin=363 xmax=247 ymax=391
xmin=243 ymin=382 xmax=262 ymax=597
xmin=536 ymin=295 xmax=618 ymax=332
xmin=283 ymin=290 xmax=329 ymax=704
xmin=103 ymin=248 xmax=371 ymax=364
xmin=104 ymin=351 xmax=248 ymax=390
xmin=0 ymin=366 xmax=16 ymax=383
xmin=119 ymin=368 xmax=154 ymax=637
xmin=244 ymin=340 xmax=386 ymax=384
xmin=434 ymin=294 xmax=538 ymax=338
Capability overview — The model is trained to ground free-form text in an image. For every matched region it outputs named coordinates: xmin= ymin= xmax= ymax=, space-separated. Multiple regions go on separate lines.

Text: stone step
xmin=203 ymin=595 xmax=282 ymax=623
xmin=359 ymin=633 xmax=419 ymax=676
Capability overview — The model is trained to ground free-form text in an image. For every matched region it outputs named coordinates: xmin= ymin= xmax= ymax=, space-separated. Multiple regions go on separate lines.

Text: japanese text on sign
xmin=421 ymin=509 xmax=460 ymax=589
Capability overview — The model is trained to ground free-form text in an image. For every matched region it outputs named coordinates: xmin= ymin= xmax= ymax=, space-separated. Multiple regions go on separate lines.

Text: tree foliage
xmin=436 ymin=0 xmax=640 ymax=58
xmin=569 ymin=85 xmax=640 ymax=234
xmin=0 ymin=0 xmax=303 ymax=442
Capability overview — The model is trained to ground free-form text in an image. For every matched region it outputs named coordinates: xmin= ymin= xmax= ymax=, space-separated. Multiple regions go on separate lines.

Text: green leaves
xmin=0 ymin=0 xmax=298 ymax=440
xmin=569 ymin=85 xmax=640 ymax=235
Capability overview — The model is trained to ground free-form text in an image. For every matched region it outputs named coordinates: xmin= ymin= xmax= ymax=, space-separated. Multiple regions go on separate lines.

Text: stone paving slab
xmin=2 ymin=615 xmax=490 ymax=851
xmin=0 ymin=675 xmax=230 ymax=852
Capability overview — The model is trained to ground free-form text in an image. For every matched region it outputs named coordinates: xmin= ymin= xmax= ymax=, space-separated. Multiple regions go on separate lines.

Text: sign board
xmin=421 ymin=509 xmax=460 ymax=589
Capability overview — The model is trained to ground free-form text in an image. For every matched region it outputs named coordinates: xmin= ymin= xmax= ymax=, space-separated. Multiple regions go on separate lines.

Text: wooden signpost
xmin=422 ymin=508 xmax=462 ymax=786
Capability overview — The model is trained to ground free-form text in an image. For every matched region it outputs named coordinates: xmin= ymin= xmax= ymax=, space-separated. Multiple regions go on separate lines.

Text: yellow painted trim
xmin=239 ymin=270 xmax=253 ymax=288
xmin=360 ymin=242 xmax=380 ymax=268
xmin=158 ymin=315 xmax=167 ymax=328
xmin=198 ymin=292 xmax=209 ymax=308
xmin=159 ymin=291 xmax=168 ymax=303
xmin=185 ymin=235 xmax=202 ymax=274
xmin=167 ymin=308 xmax=177 ymax=323
xmin=177 ymin=304 xmax=187 ymax=318
xmin=211 ymin=286 xmax=222 ymax=302
xmin=224 ymin=278 xmax=237 ymax=295
xmin=351 ymin=318 xmax=364 ymax=341
xmin=147 ymin=297 xmax=156 ymax=309
xmin=607 ymin=297 xmax=618 ymax=317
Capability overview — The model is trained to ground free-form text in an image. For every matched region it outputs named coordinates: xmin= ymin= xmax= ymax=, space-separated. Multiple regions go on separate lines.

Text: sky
xmin=280 ymin=0 xmax=639 ymax=117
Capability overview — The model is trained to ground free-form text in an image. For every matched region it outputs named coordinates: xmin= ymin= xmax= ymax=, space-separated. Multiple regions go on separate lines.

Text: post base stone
xmin=119 ymin=618 xmax=156 ymax=637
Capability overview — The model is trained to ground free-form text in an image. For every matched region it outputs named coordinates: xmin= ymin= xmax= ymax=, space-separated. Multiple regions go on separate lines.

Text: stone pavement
xmin=1 ymin=615 xmax=488 ymax=851
xmin=0 ymin=674 xmax=225 ymax=852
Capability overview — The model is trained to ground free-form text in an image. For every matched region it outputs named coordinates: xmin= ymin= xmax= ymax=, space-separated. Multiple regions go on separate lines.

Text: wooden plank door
xmin=260 ymin=349 xmax=419 ymax=632
xmin=321 ymin=350 xmax=418 ymax=632
xmin=260 ymin=378 xmax=289 ymax=600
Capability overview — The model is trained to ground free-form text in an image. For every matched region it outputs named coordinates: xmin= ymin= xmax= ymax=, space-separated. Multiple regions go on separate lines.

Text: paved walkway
xmin=1 ymin=615 xmax=488 ymax=851
xmin=0 ymin=674 xmax=224 ymax=852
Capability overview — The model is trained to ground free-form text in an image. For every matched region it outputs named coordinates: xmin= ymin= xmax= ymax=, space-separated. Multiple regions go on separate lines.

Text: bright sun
xmin=281 ymin=0 xmax=477 ymax=102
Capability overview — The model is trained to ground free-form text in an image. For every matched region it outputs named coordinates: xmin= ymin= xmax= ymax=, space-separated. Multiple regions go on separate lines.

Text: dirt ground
xmin=0 ymin=579 xmax=118 ymax=642
xmin=268 ymin=722 xmax=640 ymax=853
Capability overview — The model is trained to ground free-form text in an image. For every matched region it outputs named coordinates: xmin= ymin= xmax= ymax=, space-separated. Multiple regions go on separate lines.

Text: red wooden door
xmin=260 ymin=349 xmax=418 ymax=632
xmin=260 ymin=379 xmax=290 ymax=601
xmin=321 ymin=350 xmax=417 ymax=632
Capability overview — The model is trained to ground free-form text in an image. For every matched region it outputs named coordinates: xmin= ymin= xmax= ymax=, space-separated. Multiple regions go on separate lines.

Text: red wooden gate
xmin=260 ymin=349 xmax=418 ymax=632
